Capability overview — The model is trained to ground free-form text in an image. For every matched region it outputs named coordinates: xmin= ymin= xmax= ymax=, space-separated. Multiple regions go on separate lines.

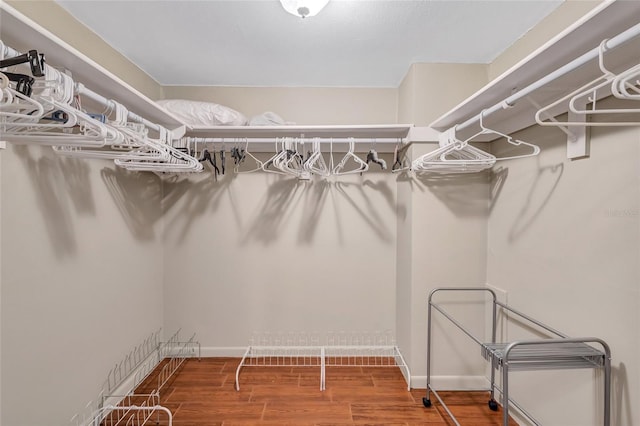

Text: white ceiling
xmin=55 ymin=0 xmax=563 ymax=88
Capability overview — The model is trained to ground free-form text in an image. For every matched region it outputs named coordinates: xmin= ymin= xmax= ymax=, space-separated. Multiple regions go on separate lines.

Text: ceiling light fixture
xmin=279 ymin=0 xmax=330 ymax=18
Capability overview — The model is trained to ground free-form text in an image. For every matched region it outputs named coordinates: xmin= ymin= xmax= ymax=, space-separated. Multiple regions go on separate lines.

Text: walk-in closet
xmin=1 ymin=1 xmax=639 ymax=425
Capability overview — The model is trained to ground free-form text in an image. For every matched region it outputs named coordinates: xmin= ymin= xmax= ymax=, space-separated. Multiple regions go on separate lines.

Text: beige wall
xmin=399 ymin=143 xmax=490 ymax=386
xmin=5 ymin=0 xmax=162 ymax=100
xmin=0 ymin=146 xmax=165 ymax=426
xmin=162 ymin=86 xmax=398 ymax=125
xmin=487 ymin=120 xmax=640 ymax=425
xmin=396 ymin=66 xmax=416 ymax=124
xmin=400 ymin=63 xmax=489 ymax=126
xmin=394 ymin=64 xmax=490 ymax=383
xmin=162 ymin=155 xmax=398 ymax=353
xmin=488 ymin=0 xmax=602 ymax=80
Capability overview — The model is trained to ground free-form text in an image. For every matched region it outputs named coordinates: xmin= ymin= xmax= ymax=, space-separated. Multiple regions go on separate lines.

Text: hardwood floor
xmin=130 ymin=357 xmax=517 ymax=426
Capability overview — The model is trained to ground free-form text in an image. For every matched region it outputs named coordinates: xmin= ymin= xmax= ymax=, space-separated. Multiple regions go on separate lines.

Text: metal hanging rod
xmin=182 ymin=136 xmax=404 ymax=144
xmin=455 ymin=20 xmax=640 ymax=133
xmin=75 ymin=83 xmax=162 ymax=133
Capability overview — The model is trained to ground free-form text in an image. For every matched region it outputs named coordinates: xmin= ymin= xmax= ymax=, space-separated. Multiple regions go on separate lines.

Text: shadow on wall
xmin=489 ymin=166 xmax=509 ymax=213
xmin=410 ymin=170 xmax=495 ymax=218
xmin=240 ymin=176 xmax=395 ymax=246
xmin=162 ymin=171 xmax=239 ymax=245
xmin=612 ymin=362 xmax=632 ymax=426
xmin=508 ymin=159 xmax=564 ymax=243
xmin=13 ymin=145 xmax=95 ymax=259
xmin=101 ymin=167 xmax=163 ymax=241
xmin=159 ymin=169 xmax=395 ymax=246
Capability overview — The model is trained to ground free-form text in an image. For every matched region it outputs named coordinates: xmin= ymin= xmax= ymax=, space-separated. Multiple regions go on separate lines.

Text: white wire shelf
xmin=235 ymin=331 xmax=411 ymax=392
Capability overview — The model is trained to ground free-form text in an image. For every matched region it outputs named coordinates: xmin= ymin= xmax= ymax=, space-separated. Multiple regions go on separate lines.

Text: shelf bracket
xmin=566 ymin=99 xmax=590 ymax=159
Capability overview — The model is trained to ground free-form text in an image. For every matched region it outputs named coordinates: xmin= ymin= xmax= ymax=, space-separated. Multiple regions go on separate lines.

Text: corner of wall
xmin=488 ymin=0 xmax=602 ymax=80
xmin=397 ymin=64 xmax=416 ymax=124
xmin=410 ymin=63 xmax=489 ymax=126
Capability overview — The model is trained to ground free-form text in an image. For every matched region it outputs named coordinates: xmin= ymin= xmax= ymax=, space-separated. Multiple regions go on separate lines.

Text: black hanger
xmin=2 ymin=72 xmax=35 ymax=96
xmin=219 ymin=148 xmax=226 ymax=175
xmin=230 ymin=147 xmax=245 ymax=165
xmin=366 ymin=149 xmax=387 ymax=170
xmin=0 ymin=50 xmax=45 ymax=77
xmin=199 ymin=149 xmax=220 ymax=177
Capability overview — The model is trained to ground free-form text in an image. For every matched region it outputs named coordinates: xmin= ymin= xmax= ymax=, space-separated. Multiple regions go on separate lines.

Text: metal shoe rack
xmin=424 ymin=287 xmax=611 ymax=426
xmin=235 ymin=331 xmax=411 ymax=391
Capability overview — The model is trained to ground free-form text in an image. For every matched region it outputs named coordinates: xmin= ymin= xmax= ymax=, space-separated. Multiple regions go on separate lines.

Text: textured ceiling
xmin=55 ymin=0 xmax=563 ymax=88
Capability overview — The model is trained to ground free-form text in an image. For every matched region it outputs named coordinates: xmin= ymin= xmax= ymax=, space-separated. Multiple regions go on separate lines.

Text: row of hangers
xmin=395 ymin=110 xmax=540 ymax=174
xmin=535 ymin=38 xmax=640 ymax=129
xmin=1 ymin=39 xmax=550 ymax=178
xmin=180 ymin=137 xmax=389 ymax=179
xmin=0 ymin=40 xmax=203 ymax=173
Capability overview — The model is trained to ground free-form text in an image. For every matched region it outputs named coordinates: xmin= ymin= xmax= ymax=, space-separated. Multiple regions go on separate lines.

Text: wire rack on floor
xmin=235 ymin=331 xmax=410 ymax=391
xmin=71 ymin=329 xmax=200 ymax=426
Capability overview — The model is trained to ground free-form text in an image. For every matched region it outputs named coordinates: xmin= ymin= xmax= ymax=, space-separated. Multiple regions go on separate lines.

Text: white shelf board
xmin=0 ymin=2 xmax=184 ymax=130
xmin=186 ymin=124 xmax=414 ymax=139
xmin=183 ymin=125 xmax=439 ymax=153
xmin=430 ymin=0 xmax=640 ymax=141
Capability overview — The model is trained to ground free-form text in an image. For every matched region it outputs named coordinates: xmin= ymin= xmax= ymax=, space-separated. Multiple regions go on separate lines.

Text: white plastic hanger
xmin=612 ymin=63 xmax=640 ymax=100
xmin=304 ymin=138 xmax=331 ymax=177
xmin=4 ymin=69 xmax=114 ymax=145
xmin=411 ymin=125 xmax=496 ymax=173
xmin=53 ymin=101 xmax=170 ymax=161
xmin=537 ymin=40 xmax=640 ymax=126
xmin=474 ymin=110 xmax=540 ymax=161
xmin=332 ymin=138 xmax=369 ymax=175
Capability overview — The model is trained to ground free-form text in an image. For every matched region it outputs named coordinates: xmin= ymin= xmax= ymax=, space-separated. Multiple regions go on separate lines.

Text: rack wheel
xmin=423 ymin=397 xmax=432 ymax=408
xmin=488 ymin=399 xmax=499 ymax=411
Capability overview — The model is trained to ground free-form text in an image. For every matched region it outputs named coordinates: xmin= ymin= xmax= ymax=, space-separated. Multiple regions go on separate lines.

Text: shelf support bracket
xmin=566 ymin=98 xmax=590 ymax=159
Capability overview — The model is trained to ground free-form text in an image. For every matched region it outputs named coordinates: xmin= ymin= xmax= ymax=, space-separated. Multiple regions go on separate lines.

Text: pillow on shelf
xmin=249 ymin=111 xmax=294 ymax=126
xmin=157 ymin=99 xmax=248 ymax=126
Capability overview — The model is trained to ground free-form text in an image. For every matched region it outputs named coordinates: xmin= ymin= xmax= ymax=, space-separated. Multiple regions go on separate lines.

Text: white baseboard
xmin=200 ymin=346 xmax=248 ymax=357
xmin=410 ymin=375 xmax=490 ymax=390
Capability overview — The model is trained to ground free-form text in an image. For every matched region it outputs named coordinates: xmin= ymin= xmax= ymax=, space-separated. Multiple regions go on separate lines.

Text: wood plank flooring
xmin=128 ymin=357 xmax=517 ymax=426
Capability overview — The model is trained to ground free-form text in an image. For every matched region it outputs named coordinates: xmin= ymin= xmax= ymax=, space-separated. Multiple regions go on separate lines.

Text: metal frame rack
xmin=235 ymin=331 xmax=411 ymax=391
xmin=424 ymin=287 xmax=611 ymax=426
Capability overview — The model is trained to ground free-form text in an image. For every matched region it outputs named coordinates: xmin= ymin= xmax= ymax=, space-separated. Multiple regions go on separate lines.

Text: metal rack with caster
xmin=424 ymin=287 xmax=611 ymax=426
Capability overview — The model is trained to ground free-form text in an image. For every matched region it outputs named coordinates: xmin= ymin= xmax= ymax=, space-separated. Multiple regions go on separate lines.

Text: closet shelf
xmin=0 ymin=2 xmax=186 ymax=135
xmin=186 ymin=124 xmax=414 ymax=139
xmin=431 ymin=0 xmax=640 ymax=141
xmin=184 ymin=124 xmax=438 ymax=153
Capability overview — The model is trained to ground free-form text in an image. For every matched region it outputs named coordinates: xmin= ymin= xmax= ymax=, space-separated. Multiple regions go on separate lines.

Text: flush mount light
xmin=279 ymin=0 xmax=330 ymax=18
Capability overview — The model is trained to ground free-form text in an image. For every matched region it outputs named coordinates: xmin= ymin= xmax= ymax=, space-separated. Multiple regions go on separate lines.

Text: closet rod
xmin=454 ymin=21 xmax=640 ymax=133
xmin=75 ymin=83 xmax=162 ymax=133
xmin=1 ymin=44 xmax=164 ymax=134
xmin=184 ymin=137 xmax=403 ymax=143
